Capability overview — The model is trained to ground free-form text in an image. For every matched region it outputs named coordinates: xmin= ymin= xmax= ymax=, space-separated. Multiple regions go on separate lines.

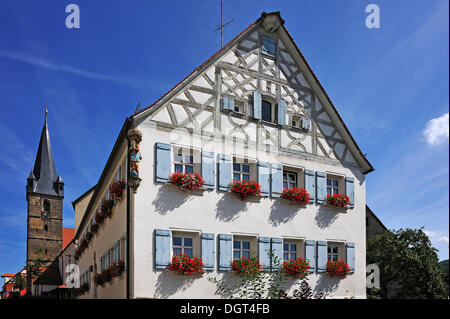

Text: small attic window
xmin=262 ymin=35 xmax=276 ymax=57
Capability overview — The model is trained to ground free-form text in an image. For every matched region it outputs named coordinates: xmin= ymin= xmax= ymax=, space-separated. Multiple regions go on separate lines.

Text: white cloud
xmin=424 ymin=230 xmax=449 ymax=244
xmin=423 ymin=113 xmax=449 ymax=146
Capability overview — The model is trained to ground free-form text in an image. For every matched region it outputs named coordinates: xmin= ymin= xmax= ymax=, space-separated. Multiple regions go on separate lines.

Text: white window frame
xmin=283 ymin=241 xmax=298 ymax=261
xmin=283 ymin=171 xmax=297 ymax=189
xmin=327 ymin=177 xmax=340 ymax=196
xmin=172 ymin=235 xmax=194 ymax=258
xmin=173 ymin=149 xmax=194 ymax=174
xmin=233 ymin=239 xmax=251 ymax=260
xmin=327 ymin=244 xmax=339 ymax=262
xmin=112 ymin=240 xmax=120 ymax=263
xmin=233 ymin=162 xmax=251 ymax=182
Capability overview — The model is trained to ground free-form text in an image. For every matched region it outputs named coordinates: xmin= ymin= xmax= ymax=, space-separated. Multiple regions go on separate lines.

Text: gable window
xmin=233 ymin=239 xmax=251 ymax=259
xmin=283 ymin=171 xmax=297 ymax=189
xmin=261 ymin=35 xmax=276 ymax=57
xmin=262 ymin=100 xmax=272 ymax=122
xmin=173 ymin=236 xmax=193 ymax=257
xmin=327 ymin=245 xmax=339 ymax=262
xmin=233 ymin=100 xmax=244 ymax=114
xmin=233 ymin=163 xmax=250 ymax=181
xmin=283 ymin=242 xmax=297 ymax=261
xmin=174 ymin=149 xmax=194 ymax=174
xmin=291 ymin=115 xmax=301 ymax=128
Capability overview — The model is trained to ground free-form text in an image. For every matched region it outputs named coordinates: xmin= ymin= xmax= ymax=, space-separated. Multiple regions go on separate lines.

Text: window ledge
xmin=277 ymin=197 xmax=308 ymax=206
xmin=323 ymin=204 xmax=349 ymax=213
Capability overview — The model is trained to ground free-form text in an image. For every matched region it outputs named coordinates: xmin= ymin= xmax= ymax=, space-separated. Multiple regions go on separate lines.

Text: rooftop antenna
xmin=213 ymin=0 xmax=234 ymax=48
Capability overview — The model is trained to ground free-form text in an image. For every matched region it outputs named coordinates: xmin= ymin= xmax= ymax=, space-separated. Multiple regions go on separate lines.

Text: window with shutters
xmin=173 ymin=147 xmax=201 ymax=175
xmin=233 ymin=100 xmax=244 ymax=114
xmin=171 ymin=231 xmax=200 ymax=259
xmin=283 ymin=171 xmax=297 ymax=189
xmin=112 ymin=240 xmax=120 ymax=263
xmin=233 ymin=239 xmax=251 ymax=259
xmin=327 ymin=242 xmax=345 ymax=261
xmin=282 ymin=166 xmax=304 ymax=189
xmin=326 ymin=174 xmax=344 ymax=196
xmin=114 ymin=166 xmax=121 ymax=181
xmin=233 ymin=157 xmax=257 ymax=182
xmin=290 ymin=115 xmax=301 ymax=129
xmin=282 ymin=239 xmax=305 ymax=261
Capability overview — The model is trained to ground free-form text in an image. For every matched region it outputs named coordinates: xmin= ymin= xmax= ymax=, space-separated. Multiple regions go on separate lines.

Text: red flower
xmin=169 ymin=173 xmax=205 ymax=191
xmin=326 ymin=260 xmax=351 ymax=277
xmin=280 ymin=187 xmax=310 ymax=204
xmin=230 ymin=180 xmax=261 ymax=200
xmin=168 ymin=253 xmax=204 ymax=275
xmin=232 ymin=256 xmax=262 ymax=276
xmin=281 ymin=258 xmax=310 ymax=278
xmin=110 ymin=180 xmax=126 ymax=201
xmin=326 ymin=193 xmax=351 ymax=209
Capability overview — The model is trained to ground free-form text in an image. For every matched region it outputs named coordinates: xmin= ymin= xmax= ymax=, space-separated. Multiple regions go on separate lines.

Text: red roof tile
xmin=62 ymin=228 xmax=74 ymax=250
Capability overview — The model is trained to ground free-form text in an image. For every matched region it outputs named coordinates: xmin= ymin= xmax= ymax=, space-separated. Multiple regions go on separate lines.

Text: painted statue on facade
xmin=127 ymin=128 xmax=143 ymax=190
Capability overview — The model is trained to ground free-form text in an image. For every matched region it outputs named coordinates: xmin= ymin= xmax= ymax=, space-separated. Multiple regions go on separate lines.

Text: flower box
xmin=110 ymin=180 xmax=126 ymax=201
xmin=326 ymin=260 xmax=351 ymax=278
xmin=169 ymin=172 xmax=205 ymax=192
xmin=280 ymin=187 xmax=310 ymax=205
xmin=100 ymin=198 xmax=115 ymax=218
xmin=230 ymin=180 xmax=261 ymax=201
xmin=232 ymin=256 xmax=262 ymax=276
xmin=110 ymin=260 xmax=125 ymax=277
xmin=326 ymin=193 xmax=351 ymax=209
xmin=281 ymin=258 xmax=310 ymax=278
xmin=168 ymin=253 xmax=204 ymax=275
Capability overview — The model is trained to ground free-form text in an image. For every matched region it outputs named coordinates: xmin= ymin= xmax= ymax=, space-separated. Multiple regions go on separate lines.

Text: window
xmin=291 ymin=116 xmax=301 ymax=128
xmin=262 ymin=100 xmax=272 ymax=122
xmin=261 ymin=35 xmax=276 ymax=56
xmin=43 ymin=200 xmax=50 ymax=212
xmin=327 ymin=245 xmax=339 ymax=261
xmin=233 ymin=240 xmax=251 ymax=259
xmin=104 ymin=250 xmax=110 ymax=270
xmin=233 ymin=163 xmax=250 ymax=182
xmin=174 ymin=149 xmax=194 ymax=174
xmin=112 ymin=240 xmax=120 ymax=263
xmin=233 ymin=100 xmax=244 ymax=114
xmin=114 ymin=166 xmax=121 ymax=181
xmin=44 ymin=224 xmax=48 ymax=231
xmin=283 ymin=242 xmax=297 ymax=261
xmin=173 ymin=236 xmax=193 ymax=257
xmin=283 ymin=171 xmax=297 ymax=189
xmin=100 ymin=256 xmax=103 ymax=271
xmin=327 ymin=178 xmax=339 ymax=195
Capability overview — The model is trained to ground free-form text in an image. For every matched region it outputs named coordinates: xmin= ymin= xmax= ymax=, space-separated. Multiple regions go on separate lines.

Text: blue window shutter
xmin=258 ymin=237 xmax=271 ymax=271
xmin=258 ymin=161 xmax=270 ymax=197
xmin=218 ymin=234 xmax=232 ymax=271
xmin=345 ymin=177 xmax=355 ymax=208
xmin=304 ymin=169 xmax=315 ymax=203
xmin=300 ymin=117 xmax=310 ymax=131
xmin=155 ymin=143 xmax=171 ymax=183
xmin=270 ymin=163 xmax=283 ymax=198
xmin=261 ymin=35 xmax=276 ymax=56
xmin=270 ymin=237 xmax=283 ymax=271
xmin=154 ymin=229 xmax=170 ymax=270
xmin=253 ymin=92 xmax=262 ymax=120
xmin=201 ymin=151 xmax=215 ymax=190
xmin=277 ymin=100 xmax=286 ymax=126
xmin=201 ymin=233 xmax=215 ymax=271
xmin=221 ymin=96 xmax=234 ymax=111
xmin=218 ymin=154 xmax=231 ymax=191
xmin=317 ymin=241 xmax=328 ymax=273
xmin=316 ymin=171 xmax=327 ymax=204
xmin=305 ymin=240 xmax=316 ymax=273
xmin=346 ymin=242 xmax=355 ymax=273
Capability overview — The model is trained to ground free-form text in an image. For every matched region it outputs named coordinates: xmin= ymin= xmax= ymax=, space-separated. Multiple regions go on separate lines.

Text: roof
xmin=133 ymin=11 xmax=374 ymax=174
xmin=62 ymin=228 xmax=75 ymax=250
xmin=29 ymin=114 xmax=61 ymax=196
xmin=1 ymin=273 xmax=16 ymax=278
xmin=33 ymin=263 xmax=62 ymax=286
xmin=366 ymin=205 xmax=387 ymax=230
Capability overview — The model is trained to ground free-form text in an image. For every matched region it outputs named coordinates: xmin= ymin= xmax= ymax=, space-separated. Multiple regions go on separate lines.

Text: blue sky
xmin=0 ymin=0 xmax=448 ymax=276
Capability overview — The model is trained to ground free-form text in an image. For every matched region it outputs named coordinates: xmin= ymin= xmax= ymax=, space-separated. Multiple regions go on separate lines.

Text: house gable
xmin=134 ymin=12 xmax=373 ymax=173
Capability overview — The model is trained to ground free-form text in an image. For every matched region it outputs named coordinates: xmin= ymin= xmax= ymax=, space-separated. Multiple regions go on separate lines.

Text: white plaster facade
xmin=72 ymin=12 xmax=373 ymax=299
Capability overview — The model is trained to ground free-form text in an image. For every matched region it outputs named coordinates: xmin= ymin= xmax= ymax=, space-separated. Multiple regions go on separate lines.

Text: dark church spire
xmin=28 ymin=109 xmax=62 ymax=197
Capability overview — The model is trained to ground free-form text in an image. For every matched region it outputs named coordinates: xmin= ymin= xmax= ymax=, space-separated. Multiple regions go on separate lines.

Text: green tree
xmin=367 ymin=227 xmax=448 ymax=299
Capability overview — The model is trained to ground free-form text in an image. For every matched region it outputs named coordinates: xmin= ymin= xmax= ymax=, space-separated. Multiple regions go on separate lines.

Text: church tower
xmin=26 ymin=110 xmax=64 ymax=263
